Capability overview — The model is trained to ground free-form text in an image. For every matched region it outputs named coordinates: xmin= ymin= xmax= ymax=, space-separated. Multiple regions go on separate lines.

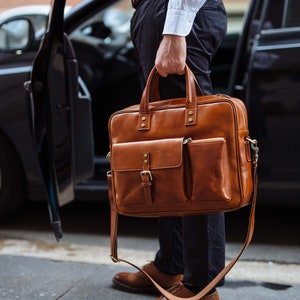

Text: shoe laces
xmin=168 ymin=282 xmax=184 ymax=294
xmin=159 ymin=281 xmax=196 ymax=299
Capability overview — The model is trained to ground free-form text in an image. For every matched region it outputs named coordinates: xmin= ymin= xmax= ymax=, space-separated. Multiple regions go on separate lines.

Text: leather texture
xmin=108 ymin=65 xmax=255 ymax=217
xmin=113 ymin=262 xmax=183 ymax=293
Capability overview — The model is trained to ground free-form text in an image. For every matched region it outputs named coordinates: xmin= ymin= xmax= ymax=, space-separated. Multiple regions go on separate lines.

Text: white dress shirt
xmin=163 ymin=0 xmax=207 ymax=36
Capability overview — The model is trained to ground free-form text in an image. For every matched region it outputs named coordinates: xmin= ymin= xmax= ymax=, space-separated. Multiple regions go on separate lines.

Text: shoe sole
xmin=112 ymin=277 xmax=159 ymax=294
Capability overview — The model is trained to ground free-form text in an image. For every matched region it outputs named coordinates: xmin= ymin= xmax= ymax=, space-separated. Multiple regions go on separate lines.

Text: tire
xmin=0 ymin=134 xmax=26 ymax=221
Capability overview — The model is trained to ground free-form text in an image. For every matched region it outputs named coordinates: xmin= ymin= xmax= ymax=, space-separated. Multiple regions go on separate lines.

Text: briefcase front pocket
xmin=185 ymin=138 xmax=232 ymax=208
xmin=110 ymin=138 xmax=188 ymax=214
xmin=109 ymin=136 xmax=233 ymax=216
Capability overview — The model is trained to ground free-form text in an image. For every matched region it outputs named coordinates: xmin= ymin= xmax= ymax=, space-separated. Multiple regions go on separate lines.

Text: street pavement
xmin=0 ymin=231 xmax=300 ymax=300
xmin=1 ymin=203 xmax=299 ymax=299
xmin=1 ymin=253 xmax=299 ymax=300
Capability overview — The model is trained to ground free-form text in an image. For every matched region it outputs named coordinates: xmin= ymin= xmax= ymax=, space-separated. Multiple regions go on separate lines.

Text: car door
xmin=30 ymin=0 xmax=94 ymax=240
xmin=230 ymin=0 xmax=300 ymax=205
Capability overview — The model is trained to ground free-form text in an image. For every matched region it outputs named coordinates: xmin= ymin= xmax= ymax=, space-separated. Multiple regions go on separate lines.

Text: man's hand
xmin=155 ymin=34 xmax=186 ymax=77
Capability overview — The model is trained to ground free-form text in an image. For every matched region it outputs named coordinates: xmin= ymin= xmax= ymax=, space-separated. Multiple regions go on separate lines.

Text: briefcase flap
xmin=111 ymin=137 xmax=184 ymax=172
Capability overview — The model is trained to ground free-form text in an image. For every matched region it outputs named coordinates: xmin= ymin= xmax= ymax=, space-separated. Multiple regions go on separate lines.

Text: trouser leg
xmin=154 ymin=217 xmax=184 ymax=275
xmin=154 ymin=214 xmax=225 ymax=288
xmin=182 ymin=213 xmax=226 ymax=288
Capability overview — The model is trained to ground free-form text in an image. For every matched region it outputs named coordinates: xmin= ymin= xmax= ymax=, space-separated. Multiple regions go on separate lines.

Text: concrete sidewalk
xmin=1 ymin=204 xmax=299 ymax=300
xmin=1 ymin=254 xmax=299 ymax=300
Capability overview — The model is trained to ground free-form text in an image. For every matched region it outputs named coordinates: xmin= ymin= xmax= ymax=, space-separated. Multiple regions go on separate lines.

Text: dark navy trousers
xmin=131 ymin=0 xmax=228 ymax=289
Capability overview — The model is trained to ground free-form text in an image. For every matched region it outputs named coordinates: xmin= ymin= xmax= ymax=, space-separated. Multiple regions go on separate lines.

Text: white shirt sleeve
xmin=163 ymin=0 xmax=207 ymax=36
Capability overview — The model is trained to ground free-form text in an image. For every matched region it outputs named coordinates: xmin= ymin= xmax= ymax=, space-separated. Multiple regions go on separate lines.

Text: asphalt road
xmin=0 ymin=202 xmax=299 ymax=299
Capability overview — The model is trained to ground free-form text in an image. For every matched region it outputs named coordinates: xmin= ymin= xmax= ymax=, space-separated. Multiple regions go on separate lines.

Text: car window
xmin=262 ymin=0 xmax=300 ymax=29
xmin=283 ymin=0 xmax=300 ymax=27
xmin=26 ymin=14 xmax=48 ymax=33
xmin=0 ymin=19 xmax=31 ymax=49
xmin=76 ymin=0 xmax=134 ymax=40
xmin=263 ymin=0 xmax=284 ymax=29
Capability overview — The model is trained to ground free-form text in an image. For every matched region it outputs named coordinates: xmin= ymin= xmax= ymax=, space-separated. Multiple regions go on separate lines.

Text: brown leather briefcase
xmin=107 ymin=65 xmax=258 ymax=217
xmin=107 ymin=65 xmax=259 ymax=299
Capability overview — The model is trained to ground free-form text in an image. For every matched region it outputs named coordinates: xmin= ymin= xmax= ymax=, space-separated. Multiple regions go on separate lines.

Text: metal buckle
xmin=245 ymin=137 xmax=259 ymax=164
xmin=140 ymin=170 xmax=153 ymax=181
xmin=106 ymin=151 xmax=111 ymax=160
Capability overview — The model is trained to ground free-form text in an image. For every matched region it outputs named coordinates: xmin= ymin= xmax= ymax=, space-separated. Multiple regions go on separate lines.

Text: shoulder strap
xmin=110 ymin=144 xmax=259 ymax=300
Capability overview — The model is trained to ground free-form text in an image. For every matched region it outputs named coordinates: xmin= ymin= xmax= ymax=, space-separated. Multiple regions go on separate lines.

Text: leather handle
xmin=138 ymin=65 xmax=202 ymax=130
xmin=150 ymin=68 xmax=203 ymax=103
xmin=140 ymin=64 xmax=200 ymax=111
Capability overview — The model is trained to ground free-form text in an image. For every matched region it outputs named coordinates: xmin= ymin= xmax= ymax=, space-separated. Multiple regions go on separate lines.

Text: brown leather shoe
xmin=156 ymin=282 xmax=220 ymax=299
xmin=112 ymin=262 xmax=183 ymax=294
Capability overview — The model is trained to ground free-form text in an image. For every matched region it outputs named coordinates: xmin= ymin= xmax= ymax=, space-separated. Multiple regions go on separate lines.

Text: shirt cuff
xmin=163 ymin=7 xmax=197 ymax=36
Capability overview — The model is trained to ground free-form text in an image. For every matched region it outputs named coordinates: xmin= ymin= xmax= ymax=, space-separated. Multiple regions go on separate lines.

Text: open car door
xmin=29 ymin=0 xmax=94 ymax=240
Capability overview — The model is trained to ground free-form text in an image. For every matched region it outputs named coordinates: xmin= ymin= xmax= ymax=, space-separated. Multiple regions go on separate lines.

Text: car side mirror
xmin=0 ymin=18 xmax=34 ymax=51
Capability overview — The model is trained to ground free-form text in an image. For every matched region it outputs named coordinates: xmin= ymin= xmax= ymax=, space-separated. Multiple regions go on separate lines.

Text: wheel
xmin=0 ymin=134 xmax=26 ymax=221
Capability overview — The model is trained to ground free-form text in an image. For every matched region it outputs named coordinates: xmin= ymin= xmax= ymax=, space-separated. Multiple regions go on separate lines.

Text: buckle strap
xmin=141 ymin=152 xmax=153 ymax=205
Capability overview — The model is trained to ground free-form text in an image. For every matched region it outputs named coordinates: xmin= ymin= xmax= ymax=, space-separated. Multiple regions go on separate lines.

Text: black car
xmin=0 ymin=0 xmax=299 ymax=228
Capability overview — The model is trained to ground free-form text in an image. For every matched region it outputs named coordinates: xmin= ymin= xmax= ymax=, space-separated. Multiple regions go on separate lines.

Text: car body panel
xmin=0 ymin=52 xmax=46 ymax=197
